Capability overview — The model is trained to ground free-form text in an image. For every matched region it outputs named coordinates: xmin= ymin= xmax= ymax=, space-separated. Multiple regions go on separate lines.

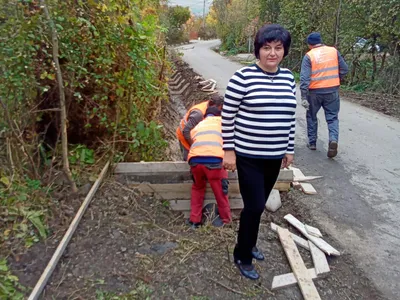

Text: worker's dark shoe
xmin=327 ymin=141 xmax=338 ymax=158
xmin=234 ymin=259 xmax=260 ymax=280
xmin=307 ymin=143 xmax=317 ymax=150
xmin=212 ymin=215 xmax=224 ymax=227
xmin=251 ymin=246 xmax=265 ymax=261
xmin=185 ymin=219 xmax=201 ymax=229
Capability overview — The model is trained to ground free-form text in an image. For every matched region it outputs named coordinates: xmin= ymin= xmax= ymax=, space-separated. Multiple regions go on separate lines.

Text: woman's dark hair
xmin=254 ymin=24 xmax=291 ymax=59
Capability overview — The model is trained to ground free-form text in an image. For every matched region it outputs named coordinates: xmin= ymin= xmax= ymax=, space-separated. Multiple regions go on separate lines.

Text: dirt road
xmin=179 ymin=39 xmax=400 ymax=300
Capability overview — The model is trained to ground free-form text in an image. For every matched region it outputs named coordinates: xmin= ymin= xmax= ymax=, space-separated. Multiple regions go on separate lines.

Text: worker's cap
xmin=205 ymin=106 xmax=221 ymax=117
xmin=306 ymin=32 xmax=322 ymax=45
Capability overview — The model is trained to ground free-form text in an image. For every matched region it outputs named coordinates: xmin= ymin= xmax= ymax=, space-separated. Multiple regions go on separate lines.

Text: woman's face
xmin=258 ymin=41 xmax=284 ymax=72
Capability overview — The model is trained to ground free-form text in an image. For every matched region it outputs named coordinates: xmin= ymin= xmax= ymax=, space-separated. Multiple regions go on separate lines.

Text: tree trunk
xmin=40 ymin=0 xmax=77 ymax=193
xmin=371 ymin=36 xmax=377 ymax=83
xmin=334 ymin=0 xmax=342 ymax=47
xmin=379 ymin=52 xmax=387 ymax=74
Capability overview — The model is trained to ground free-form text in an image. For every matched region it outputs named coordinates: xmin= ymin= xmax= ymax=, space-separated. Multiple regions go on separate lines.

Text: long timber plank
xmin=114 ymin=162 xmax=293 ymax=183
xmin=130 ymin=181 xmax=289 ymax=200
xmin=169 ymin=198 xmax=243 ymax=211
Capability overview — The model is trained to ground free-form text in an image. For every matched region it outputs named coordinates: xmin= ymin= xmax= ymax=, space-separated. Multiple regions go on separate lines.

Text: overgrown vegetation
xmin=209 ymin=0 xmax=400 ymax=94
xmin=0 ymin=2 xmax=172 ymax=294
xmin=161 ymin=4 xmax=191 ymax=44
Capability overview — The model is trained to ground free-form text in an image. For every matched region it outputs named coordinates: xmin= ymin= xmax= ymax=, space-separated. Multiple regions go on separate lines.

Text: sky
xmin=167 ymin=0 xmax=213 ymax=16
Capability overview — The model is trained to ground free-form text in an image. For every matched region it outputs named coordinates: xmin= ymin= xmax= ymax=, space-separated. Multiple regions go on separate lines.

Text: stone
xmin=265 ymin=189 xmax=282 ymax=212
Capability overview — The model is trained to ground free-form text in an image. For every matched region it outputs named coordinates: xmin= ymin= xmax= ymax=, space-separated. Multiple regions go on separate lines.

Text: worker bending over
xmin=176 ymin=94 xmax=224 ymax=161
xmin=187 ymin=106 xmax=231 ymax=227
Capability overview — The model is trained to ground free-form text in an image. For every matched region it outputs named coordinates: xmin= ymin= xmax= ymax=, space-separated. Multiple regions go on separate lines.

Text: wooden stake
xmin=28 ymin=161 xmax=110 ymax=300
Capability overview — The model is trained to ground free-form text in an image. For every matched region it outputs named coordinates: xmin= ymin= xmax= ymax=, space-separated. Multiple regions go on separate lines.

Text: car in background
xmin=353 ymin=37 xmax=381 ymax=52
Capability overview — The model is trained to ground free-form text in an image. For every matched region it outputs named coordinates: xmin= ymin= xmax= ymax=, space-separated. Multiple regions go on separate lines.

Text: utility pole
xmin=203 ymin=0 xmax=206 ymax=28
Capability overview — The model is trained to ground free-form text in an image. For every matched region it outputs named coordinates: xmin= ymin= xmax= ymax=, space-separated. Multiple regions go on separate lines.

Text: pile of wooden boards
xmin=270 ymin=214 xmax=340 ymax=300
xmin=114 ymin=162 xmax=293 ymax=217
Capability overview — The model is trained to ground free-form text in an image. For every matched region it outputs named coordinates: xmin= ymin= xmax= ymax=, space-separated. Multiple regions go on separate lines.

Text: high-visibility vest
xmin=307 ymin=46 xmax=340 ymax=89
xmin=187 ymin=116 xmax=224 ymax=161
xmin=176 ymin=101 xmax=209 ymax=150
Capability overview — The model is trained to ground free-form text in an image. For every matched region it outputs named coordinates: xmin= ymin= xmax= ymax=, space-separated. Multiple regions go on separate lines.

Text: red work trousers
xmin=190 ymin=164 xmax=231 ymax=224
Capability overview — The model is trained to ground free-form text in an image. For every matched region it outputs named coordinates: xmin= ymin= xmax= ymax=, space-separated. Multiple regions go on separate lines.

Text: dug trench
xmin=8 ymin=53 xmax=387 ymax=300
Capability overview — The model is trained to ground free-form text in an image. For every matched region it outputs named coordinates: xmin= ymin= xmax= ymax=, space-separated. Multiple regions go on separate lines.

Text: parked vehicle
xmin=353 ymin=37 xmax=381 ymax=52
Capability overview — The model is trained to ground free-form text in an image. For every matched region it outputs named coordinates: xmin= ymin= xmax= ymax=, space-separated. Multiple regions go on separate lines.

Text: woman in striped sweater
xmin=222 ymin=24 xmax=297 ymax=280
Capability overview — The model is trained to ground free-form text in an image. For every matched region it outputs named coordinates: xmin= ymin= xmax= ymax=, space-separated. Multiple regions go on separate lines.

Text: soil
xmin=341 ymin=90 xmax=400 ymax=120
xmin=7 ymin=53 xmax=387 ymax=300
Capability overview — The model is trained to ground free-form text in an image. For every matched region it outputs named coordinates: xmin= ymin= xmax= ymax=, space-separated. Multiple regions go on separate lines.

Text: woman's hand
xmin=281 ymin=153 xmax=294 ymax=169
xmin=223 ymin=150 xmax=237 ymax=172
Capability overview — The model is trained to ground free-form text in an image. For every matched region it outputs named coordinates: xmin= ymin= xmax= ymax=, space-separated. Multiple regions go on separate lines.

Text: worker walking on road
xmin=187 ymin=106 xmax=231 ymax=227
xmin=176 ymin=94 xmax=224 ymax=161
xmin=300 ymin=32 xmax=348 ymax=158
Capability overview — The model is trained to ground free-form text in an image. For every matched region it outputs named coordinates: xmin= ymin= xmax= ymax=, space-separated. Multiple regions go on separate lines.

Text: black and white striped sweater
xmin=222 ymin=64 xmax=297 ymax=159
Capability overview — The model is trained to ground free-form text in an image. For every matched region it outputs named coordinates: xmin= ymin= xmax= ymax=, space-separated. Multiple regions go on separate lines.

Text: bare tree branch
xmin=40 ymin=0 xmax=77 ymax=192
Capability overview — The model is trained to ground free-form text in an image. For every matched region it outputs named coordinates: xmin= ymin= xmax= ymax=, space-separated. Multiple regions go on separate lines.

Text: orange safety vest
xmin=307 ymin=46 xmax=340 ymax=89
xmin=176 ymin=101 xmax=209 ymax=150
xmin=187 ymin=116 xmax=224 ymax=161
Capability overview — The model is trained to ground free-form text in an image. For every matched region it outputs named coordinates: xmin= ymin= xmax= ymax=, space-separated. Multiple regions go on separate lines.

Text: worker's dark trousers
xmin=190 ymin=164 xmax=231 ymax=224
xmin=179 ymin=141 xmax=189 ymax=161
xmin=234 ymin=155 xmax=282 ymax=265
xmin=306 ymin=91 xmax=340 ymax=145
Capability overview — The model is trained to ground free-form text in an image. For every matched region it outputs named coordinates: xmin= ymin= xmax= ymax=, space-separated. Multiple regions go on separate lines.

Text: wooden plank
xmin=309 ymin=241 xmax=330 ymax=275
xmin=305 ymin=224 xmax=323 ymax=238
xmin=301 ymin=183 xmax=317 ymax=195
xmin=272 ymin=268 xmax=318 ymax=290
xmin=270 ymin=223 xmax=310 ymax=251
xmin=114 ymin=162 xmax=293 ymax=182
xmin=284 ymin=214 xmax=340 ymax=256
xmin=28 ymin=161 xmax=110 ymax=300
xmin=169 ymin=198 xmax=243 ymax=211
xmin=277 ymin=228 xmax=321 ymax=300
xmin=131 ymin=181 xmax=290 ymax=200
xmin=289 ymin=167 xmax=318 ymax=194
xmin=294 ymin=176 xmax=323 ymax=182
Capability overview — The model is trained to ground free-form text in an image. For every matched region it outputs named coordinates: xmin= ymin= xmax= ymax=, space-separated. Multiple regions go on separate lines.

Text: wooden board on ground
xmin=277 ymin=227 xmax=321 ymax=300
xmin=272 ymin=268 xmax=318 ymax=290
xmin=284 ymin=214 xmax=340 ymax=256
xmin=289 ymin=167 xmax=318 ymax=194
xmin=131 ymin=181 xmax=289 ymax=200
xmin=301 ymin=183 xmax=317 ymax=195
xmin=169 ymin=198 xmax=243 ymax=211
xmin=309 ymin=241 xmax=330 ymax=275
xmin=28 ymin=161 xmax=110 ymax=300
xmin=305 ymin=224 xmax=323 ymax=238
xmin=270 ymin=223 xmax=310 ymax=251
xmin=114 ymin=162 xmax=293 ymax=183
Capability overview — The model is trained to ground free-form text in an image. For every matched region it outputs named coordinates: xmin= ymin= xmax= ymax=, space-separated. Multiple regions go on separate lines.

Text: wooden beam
xmin=270 ymin=223 xmax=310 ymax=251
xmin=272 ymin=268 xmax=318 ymax=290
xmin=169 ymin=198 xmax=243 ymax=211
xmin=114 ymin=162 xmax=293 ymax=182
xmin=301 ymin=183 xmax=317 ymax=195
xmin=277 ymin=227 xmax=321 ymax=300
xmin=130 ymin=181 xmax=289 ymax=200
xmin=284 ymin=214 xmax=340 ymax=256
xmin=309 ymin=241 xmax=330 ymax=275
xmin=305 ymin=224 xmax=323 ymax=238
xmin=28 ymin=161 xmax=110 ymax=300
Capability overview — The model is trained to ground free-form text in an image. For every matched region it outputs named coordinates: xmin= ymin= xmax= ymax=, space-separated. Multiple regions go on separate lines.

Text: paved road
xmin=179 ymin=40 xmax=400 ymax=300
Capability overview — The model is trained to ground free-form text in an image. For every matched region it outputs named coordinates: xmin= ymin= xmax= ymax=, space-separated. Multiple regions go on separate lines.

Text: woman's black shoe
xmin=252 ymin=246 xmax=265 ymax=261
xmin=234 ymin=259 xmax=260 ymax=280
